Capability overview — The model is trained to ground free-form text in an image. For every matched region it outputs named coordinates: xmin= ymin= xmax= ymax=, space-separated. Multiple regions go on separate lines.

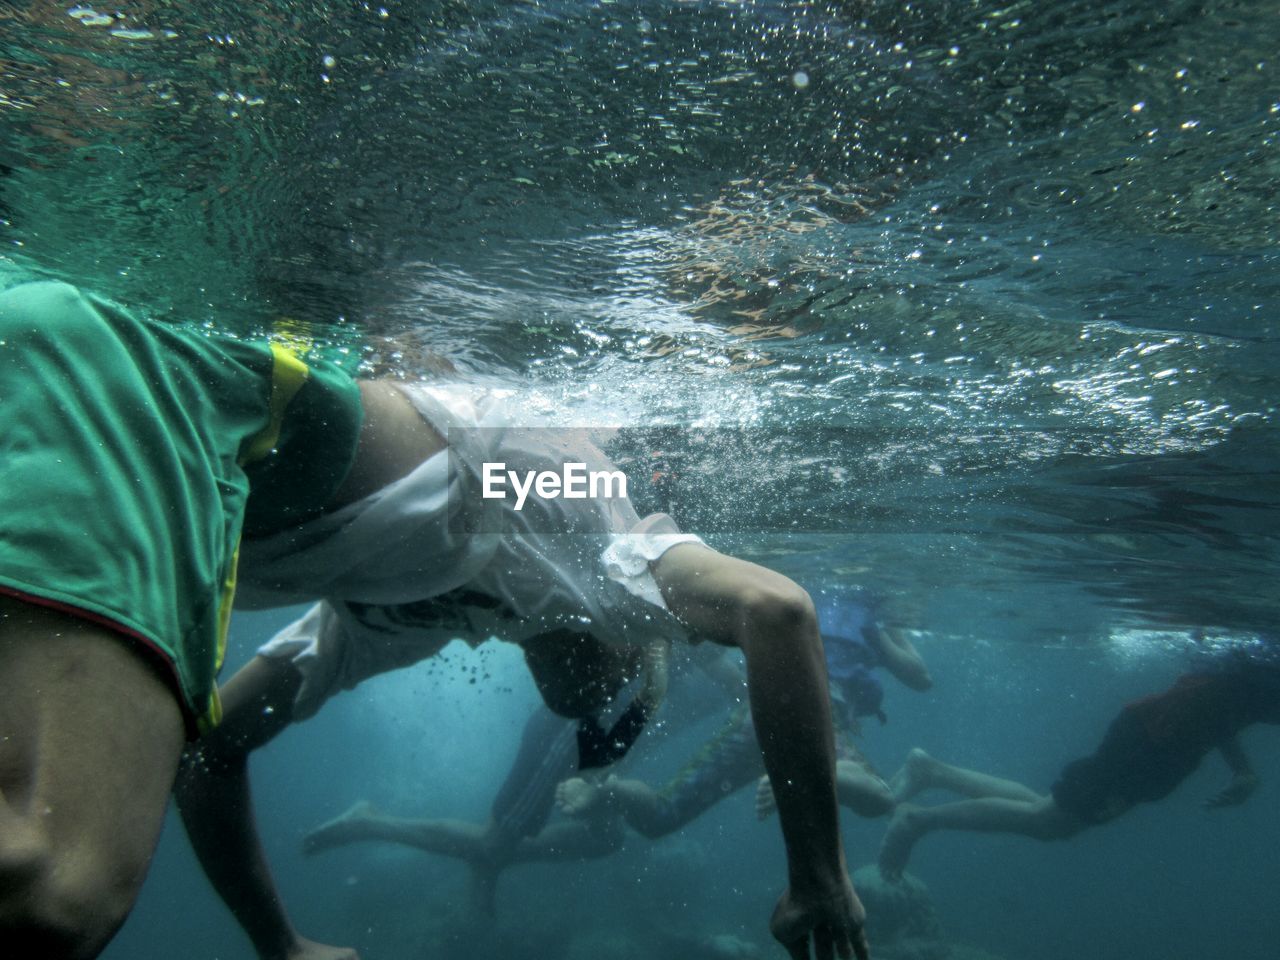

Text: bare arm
xmin=870 ymin=625 xmax=933 ymax=691
xmin=175 ymin=656 xmax=359 ymax=960
xmin=174 ymin=378 xmax=442 ymax=958
xmin=326 ymin=380 xmax=446 ymax=510
xmin=652 ymin=544 xmax=867 ymax=960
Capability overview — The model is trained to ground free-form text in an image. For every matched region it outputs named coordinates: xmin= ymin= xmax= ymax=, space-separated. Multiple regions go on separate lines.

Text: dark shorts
xmin=1051 ymin=707 xmax=1203 ymax=825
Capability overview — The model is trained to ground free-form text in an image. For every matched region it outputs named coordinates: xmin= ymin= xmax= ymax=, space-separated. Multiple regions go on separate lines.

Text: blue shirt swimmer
xmin=819 ymin=599 xmax=891 ymax=727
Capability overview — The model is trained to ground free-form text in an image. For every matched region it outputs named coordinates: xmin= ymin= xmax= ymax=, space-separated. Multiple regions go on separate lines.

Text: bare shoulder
xmin=328 ymin=380 xmax=447 ymax=507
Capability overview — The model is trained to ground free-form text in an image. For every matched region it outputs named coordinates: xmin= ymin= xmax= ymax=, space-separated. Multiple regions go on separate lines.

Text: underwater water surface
xmin=2 ymin=1 xmax=1278 ymax=958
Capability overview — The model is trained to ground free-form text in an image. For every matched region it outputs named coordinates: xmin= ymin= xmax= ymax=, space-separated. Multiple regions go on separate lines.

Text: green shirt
xmin=0 ymin=281 xmax=362 ymax=730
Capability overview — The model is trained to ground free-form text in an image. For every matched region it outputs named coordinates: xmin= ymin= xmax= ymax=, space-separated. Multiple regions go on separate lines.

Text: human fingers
xmin=785 ymin=936 xmax=811 ymax=960
xmin=814 ymin=925 xmax=834 ymax=960
xmin=852 ymin=925 xmax=871 ymax=960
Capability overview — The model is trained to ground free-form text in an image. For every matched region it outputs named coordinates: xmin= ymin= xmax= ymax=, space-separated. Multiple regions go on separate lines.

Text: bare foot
xmin=303 ymin=800 xmax=381 ymax=855
xmin=878 ymin=804 xmax=924 ymax=882
xmin=556 ymin=777 xmax=601 ymax=817
xmin=888 ymin=748 xmax=935 ymax=804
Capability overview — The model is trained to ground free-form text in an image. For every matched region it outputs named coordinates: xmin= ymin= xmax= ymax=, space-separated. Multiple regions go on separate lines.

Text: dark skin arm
xmin=177 ymin=380 xmax=444 ymax=960
xmin=651 ymin=545 xmax=868 ymax=960
xmin=174 ymin=657 xmax=359 ymax=960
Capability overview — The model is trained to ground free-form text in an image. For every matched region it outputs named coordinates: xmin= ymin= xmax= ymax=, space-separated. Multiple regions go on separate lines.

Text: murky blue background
xmin=3 ymin=1 xmax=1277 ymax=957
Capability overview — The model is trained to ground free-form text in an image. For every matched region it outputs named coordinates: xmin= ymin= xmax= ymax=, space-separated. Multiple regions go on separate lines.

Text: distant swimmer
xmin=299 ymin=612 xmax=930 ymax=918
xmin=878 ymin=664 xmax=1279 ymax=881
xmin=297 ymin=643 xmax=749 ymax=918
xmin=300 ymin=702 xmax=622 ymax=919
xmin=177 ymin=378 xmax=870 ymax=960
xmin=557 ymin=599 xmax=933 ymax=839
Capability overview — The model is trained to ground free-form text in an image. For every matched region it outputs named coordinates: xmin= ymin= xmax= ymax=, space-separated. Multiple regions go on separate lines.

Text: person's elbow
xmin=739 ymin=580 xmax=817 ymax=636
xmin=900 ymin=663 xmax=934 ymax=692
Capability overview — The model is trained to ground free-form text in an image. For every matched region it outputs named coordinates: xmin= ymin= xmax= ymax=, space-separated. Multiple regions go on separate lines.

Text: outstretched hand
xmin=1203 ymin=772 xmax=1259 ymax=810
xmin=770 ymin=878 xmax=870 ymax=960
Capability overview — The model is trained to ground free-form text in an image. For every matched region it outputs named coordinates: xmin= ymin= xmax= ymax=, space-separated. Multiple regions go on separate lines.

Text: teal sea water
xmin=3 ymin=1 xmax=1278 ymax=958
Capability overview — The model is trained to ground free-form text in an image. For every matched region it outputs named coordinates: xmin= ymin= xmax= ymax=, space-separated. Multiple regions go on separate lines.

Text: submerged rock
xmin=852 ymin=864 xmax=943 ymax=944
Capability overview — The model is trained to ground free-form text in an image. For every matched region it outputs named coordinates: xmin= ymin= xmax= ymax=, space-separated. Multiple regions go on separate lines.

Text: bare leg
xmin=507 ymin=814 xmax=626 ymax=864
xmin=303 ymin=800 xmax=624 ymax=919
xmin=836 ymin=760 xmax=895 ymax=818
xmin=303 ymin=806 xmax=511 ymax=918
xmin=305 ymin=794 xmax=627 ymax=865
xmin=0 ymin=598 xmax=184 ymax=959
xmin=560 ymin=702 xmax=770 ymax=840
xmin=757 ymin=761 xmax=894 ymax=821
xmin=562 ymin=776 xmax=681 ymax=839
xmin=879 ymin=793 xmax=1081 ymax=881
xmin=303 ymin=807 xmax=492 ymax=860
xmin=889 ymin=748 xmax=1043 ymax=805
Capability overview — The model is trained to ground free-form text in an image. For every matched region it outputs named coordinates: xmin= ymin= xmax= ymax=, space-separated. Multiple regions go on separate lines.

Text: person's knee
xmin=0 ymin=818 xmax=139 ymax=958
xmin=838 ymin=765 xmax=895 ymax=818
xmin=1031 ymin=798 xmax=1085 ymax=841
xmin=868 ymin=789 xmax=896 ymax=818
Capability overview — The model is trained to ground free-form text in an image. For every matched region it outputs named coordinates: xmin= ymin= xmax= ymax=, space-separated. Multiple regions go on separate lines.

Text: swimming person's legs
xmin=756 ymin=737 xmax=894 ymax=821
xmin=626 ymin=705 xmax=765 ymax=837
xmin=554 ymin=706 xmax=760 ymax=839
xmin=303 ymin=805 xmax=493 ymax=859
xmin=834 ymin=757 xmax=895 ymax=818
xmin=0 ymin=598 xmax=185 ymax=959
xmin=878 ymin=792 xmax=1078 ymax=882
xmin=878 ymin=751 xmax=1083 ymax=881
xmin=889 ymin=748 xmax=1045 ymax=805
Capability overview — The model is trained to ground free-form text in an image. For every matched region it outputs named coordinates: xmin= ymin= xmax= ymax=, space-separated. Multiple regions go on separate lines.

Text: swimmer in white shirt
xmin=177 ymin=377 xmax=867 ymax=960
